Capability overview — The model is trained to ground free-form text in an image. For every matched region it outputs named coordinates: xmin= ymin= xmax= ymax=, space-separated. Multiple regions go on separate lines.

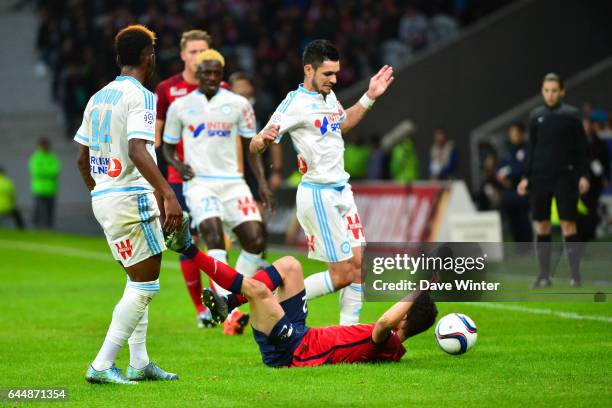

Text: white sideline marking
xmin=0 ymin=239 xmax=180 ymax=270
xmin=463 ymin=302 xmax=612 ymax=324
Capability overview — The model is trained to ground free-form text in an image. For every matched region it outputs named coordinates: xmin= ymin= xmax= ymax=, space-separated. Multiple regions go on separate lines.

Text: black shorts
xmin=530 ymin=177 xmax=579 ymax=221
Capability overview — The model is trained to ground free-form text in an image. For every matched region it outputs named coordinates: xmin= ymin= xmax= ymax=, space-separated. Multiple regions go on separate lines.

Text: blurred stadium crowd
xmin=35 ymin=0 xmax=510 ymax=139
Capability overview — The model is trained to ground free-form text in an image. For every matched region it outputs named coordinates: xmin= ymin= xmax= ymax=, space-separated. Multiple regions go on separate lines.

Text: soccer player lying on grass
xmin=166 ymin=214 xmax=438 ymax=367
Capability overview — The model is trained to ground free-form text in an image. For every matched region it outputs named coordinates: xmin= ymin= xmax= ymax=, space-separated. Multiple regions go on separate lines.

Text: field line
xmin=0 ymin=239 xmax=180 ymax=270
xmin=463 ymin=302 xmax=612 ymax=324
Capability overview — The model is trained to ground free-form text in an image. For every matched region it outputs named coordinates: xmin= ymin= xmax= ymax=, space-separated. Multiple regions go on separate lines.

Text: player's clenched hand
xmin=517 ymin=178 xmax=529 ymax=196
xmin=163 ymin=195 xmax=183 ymax=233
xmin=178 ymin=163 xmax=195 ymax=181
xmin=260 ymin=124 xmax=279 ymax=146
xmin=367 ymin=65 xmax=395 ymax=100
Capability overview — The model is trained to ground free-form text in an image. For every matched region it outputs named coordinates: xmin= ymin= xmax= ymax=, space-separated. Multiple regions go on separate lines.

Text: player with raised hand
xmin=74 ymin=25 xmax=181 ymax=384
xmin=250 ymin=39 xmax=394 ymax=325
xmin=164 ymin=221 xmax=437 ymax=367
xmin=162 ymin=49 xmax=274 ymax=335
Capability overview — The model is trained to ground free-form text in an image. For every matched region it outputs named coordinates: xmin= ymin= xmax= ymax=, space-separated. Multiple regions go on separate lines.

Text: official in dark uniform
xmin=517 ymin=73 xmax=589 ymax=288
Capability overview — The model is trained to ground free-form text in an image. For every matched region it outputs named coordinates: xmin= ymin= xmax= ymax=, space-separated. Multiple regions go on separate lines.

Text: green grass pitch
xmin=0 ymin=229 xmax=611 ymax=407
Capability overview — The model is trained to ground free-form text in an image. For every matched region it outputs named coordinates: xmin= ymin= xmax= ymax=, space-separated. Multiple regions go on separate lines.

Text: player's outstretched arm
xmin=250 ymin=124 xmax=280 ymax=154
xmin=341 ymin=65 xmax=394 ymax=135
xmin=76 ymin=144 xmax=95 ymax=192
xmin=129 ymin=139 xmax=182 ymax=232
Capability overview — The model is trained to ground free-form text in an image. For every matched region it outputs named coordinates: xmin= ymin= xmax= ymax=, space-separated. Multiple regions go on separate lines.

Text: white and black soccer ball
xmin=435 ymin=313 xmax=478 ymax=355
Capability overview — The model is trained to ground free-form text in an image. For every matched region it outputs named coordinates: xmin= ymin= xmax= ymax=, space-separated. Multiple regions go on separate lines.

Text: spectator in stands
xmin=477 ymin=151 xmax=502 ymax=211
xmin=29 ymin=138 xmax=61 ymax=229
xmin=0 ymin=167 xmax=25 ymax=229
xmin=344 ymin=133 xmax=371 ymax=180
xmin=578 ymin=117 xmax=611 ymax=240
xmin=366 ymin=135 xmax=389 ymax=180
xmin=429 ymin=127 xmax=457 ymax=180
xmin=390 ymin=136 xmax=419 ymax=183
xmin=428 ymin=5 xmax=459 ymax=44
xmin=398 ymin=5 xmax=429 ymax=52
xmin=496 ymin=122 xmax=532 ymax=242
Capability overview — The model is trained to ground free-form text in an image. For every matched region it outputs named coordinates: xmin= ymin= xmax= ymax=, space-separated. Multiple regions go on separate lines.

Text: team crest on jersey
xmin=115 ymin=239 xmax=133 ymax=260
xmin=220 ymin=105 xmax=232 ymax=115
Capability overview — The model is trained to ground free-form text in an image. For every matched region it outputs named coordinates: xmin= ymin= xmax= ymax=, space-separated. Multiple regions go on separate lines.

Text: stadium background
xmin=0 ymin=1 xmax=611 ymax=406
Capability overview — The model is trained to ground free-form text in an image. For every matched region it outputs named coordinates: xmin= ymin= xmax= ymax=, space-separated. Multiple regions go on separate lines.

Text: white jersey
xmin=266 ymin=84 xmax=350 ymax=186
xmin=74 ymin=75 xmax=157 ymax=198
xmin=163 ymin=88 xmax=256 ymax=180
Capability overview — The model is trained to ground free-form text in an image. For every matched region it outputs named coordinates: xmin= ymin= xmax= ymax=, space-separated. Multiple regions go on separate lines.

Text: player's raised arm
xmin=340 ymin=65 xmax=395 ymax=134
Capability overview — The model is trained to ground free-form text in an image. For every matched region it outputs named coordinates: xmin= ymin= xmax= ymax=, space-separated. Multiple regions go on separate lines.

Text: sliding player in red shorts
xmin=165 ymin=215 xmax=437 ymax=367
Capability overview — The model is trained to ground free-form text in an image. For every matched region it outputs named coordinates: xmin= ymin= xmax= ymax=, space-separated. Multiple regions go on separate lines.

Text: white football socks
xmin=128 ymin=306 xmax=149 ymax=369
xmin=235 ymin=249 xmax=262 ymax=278
xmin=91 ymin=279 xmax=159 ymax=371
xmin=208 ymin=249 xmax=231 ymax=296
xmin=339 ymin=283 xmax=363 ymax=325
xmin=304 ymin=270 xmax=334 ymax=299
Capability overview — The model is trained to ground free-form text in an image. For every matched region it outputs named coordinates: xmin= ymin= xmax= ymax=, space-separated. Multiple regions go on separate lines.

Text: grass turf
xmin=0 ymin=229 xmax=611 ymax=407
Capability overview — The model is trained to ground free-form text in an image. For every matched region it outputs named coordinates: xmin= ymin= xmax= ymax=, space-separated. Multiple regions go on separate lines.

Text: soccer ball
xmin=435 ymin=313 xmax=478 ymax=355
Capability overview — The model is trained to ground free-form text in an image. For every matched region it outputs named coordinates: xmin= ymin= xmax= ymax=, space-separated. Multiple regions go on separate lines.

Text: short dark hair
xmin=115 ymin=25 xmax=156 ymax=67
xmin=543 ymin=72 xmax=564 ymax=89
xmin=303 ymin=39 xmax=339 ymax=69
xmin=403 ymin=292 xmax=438 ymax=339
xmin=509 ymin=121 xmax=525 ymax=132
xmin=228 ymin=72 xmax=253 ymax=87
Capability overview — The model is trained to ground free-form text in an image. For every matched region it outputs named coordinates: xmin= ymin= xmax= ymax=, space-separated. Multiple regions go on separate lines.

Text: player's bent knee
xmin=275 ymin=256 xmax=302 ymax=279
xmin=243 ymin=232 xmax=266 ymax=254
xmin=243 ymin=279 xmax=272 ymax=300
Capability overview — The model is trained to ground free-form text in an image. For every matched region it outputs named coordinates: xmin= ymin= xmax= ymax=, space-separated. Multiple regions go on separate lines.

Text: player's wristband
xmin=359 ymin=93 xmax=375 ymax=110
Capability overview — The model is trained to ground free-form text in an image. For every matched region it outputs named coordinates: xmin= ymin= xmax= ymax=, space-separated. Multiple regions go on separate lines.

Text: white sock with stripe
xmin=128 ymin=306 xmax=149 ymax=369
xmin=339 ymin=282 xmax=363 ymax=325
xmin=208 ymin=249 xmax=232 ymax=296
xmin=304 ymin=270 xmax=334 ymax=299
xmin=235 ymin=249 xmax=263 ymax=278
xmin=91 ymin=279 xmax=159 ymax=371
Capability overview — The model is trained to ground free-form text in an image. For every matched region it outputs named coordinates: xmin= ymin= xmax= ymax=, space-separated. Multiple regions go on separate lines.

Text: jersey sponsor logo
xmin=188 ymin=123 xmax=206 ymax=138
xmin=314 ymin=115 xmax=341 ymax=135
xmin=115 ymin=239 xmax=133 ymax=260
xmin=90 ymin=156 xmax=122 ymax=177
xmin=297 ymin=155 xmax=308 ymax=174
xmin=108 ymin=158 xmax=122 ymax=178
xmin=306 ymin=235 xmax=315 ymax=252
xmin=188 ymin=122 xmax=232 ymax=138
xmin=238 ymin=196 xmax=257 ymax=216
xmin=346 ymin=213 xmax=364 ymax=239
xmin=169 ymin=87 xmax=188 ymax=97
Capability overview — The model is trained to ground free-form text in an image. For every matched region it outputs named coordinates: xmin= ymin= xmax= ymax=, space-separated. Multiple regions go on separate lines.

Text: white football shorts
xmin=92 ymin=192 xmax=166 ymax=267
xmin=296 ymin=182 xmax=366 ymax=263
xmin=184 ymin=177 xmax=262 ymax=231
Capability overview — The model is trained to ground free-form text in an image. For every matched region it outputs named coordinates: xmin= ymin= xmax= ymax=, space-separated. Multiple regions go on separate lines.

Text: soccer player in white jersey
xmin=162 ymin=49 xmax=273 ymax=335
xmin=250 ymin=39 xmax=394 ymax=325
xmin=74 ymin=25 xmax=182 ymax=384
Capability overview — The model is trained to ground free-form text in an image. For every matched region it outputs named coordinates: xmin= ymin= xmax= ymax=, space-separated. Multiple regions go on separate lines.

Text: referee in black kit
xmin=517 ymin=73 xmax=589 ymax=288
